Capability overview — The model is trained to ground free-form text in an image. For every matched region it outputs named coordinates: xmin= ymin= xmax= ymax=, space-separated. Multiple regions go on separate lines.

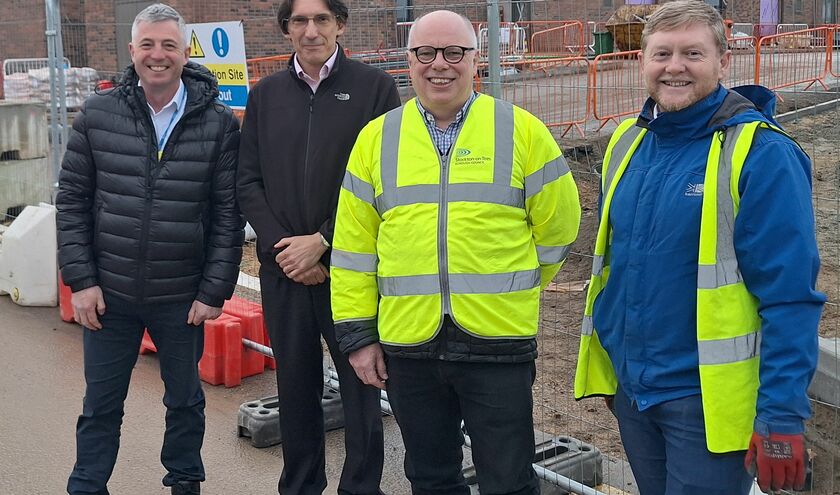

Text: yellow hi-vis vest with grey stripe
xmin=574 ymin=118 xmax=779 ymax=453
xmin=331 ymin=94 xmax=580 ymax=346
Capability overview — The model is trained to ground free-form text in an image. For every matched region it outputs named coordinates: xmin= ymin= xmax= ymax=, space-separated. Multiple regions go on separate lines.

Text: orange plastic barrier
xmin=59 ymin=275 xmax=74 ymax=322
xmin=590 ymin=50 xmax=645 ymax=130
xmin=140 ymin=314 xmax=245 ymax=388
xmin=223 ymin=296 xmax=275 ymax=374
xmin=755 ymin=27 xmax=830 ymax=92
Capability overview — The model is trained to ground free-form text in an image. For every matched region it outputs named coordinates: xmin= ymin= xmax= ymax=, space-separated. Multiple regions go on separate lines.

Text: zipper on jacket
xmin=301 ymin=92 xmax=315 ymax=227
xmin=137 ymin=110 xmax=157 ymax=300
xmin=435 ymin=118 xmax=469 ymax=318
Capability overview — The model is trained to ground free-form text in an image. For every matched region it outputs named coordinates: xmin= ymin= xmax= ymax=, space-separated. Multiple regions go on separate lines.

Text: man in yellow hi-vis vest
xmin=574 ymin=2 xmax=824 ymax=494
xmin=330 ymin=10 xmax=580 ymax=494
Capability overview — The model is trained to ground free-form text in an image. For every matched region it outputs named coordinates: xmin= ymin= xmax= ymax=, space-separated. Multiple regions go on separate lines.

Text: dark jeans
xmin=67 ymin=294 xmax=206 ymax=495
xmin=260 ymin=269 xmax=384 ymax=495
xmin=386 ymin=356 xmax=540 ymax=495
xmin=612 ymin=387 xmax=753 ymax=495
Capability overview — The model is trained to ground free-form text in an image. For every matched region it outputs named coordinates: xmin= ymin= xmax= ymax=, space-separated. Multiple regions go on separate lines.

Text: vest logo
xmin=334 ymin=92 xmax=350 ymax=101
xmin=456 ymin=148 xmax=471 ymax=156
xmin=685 ymin=183 xmax=704 ymax=197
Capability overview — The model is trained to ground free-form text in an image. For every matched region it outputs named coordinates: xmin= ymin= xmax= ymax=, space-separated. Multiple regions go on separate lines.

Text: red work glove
xmin=744 ymin=431 xmax=807 ymax=492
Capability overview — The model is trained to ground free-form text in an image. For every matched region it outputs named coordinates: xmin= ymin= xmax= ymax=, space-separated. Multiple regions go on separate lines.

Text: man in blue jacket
xmin=574 ymin=2 xmax=824 ymax=494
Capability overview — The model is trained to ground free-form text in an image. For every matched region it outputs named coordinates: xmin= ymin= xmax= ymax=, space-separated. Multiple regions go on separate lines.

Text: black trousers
xmin=260 ymin=268 xmax=384 ymax=495
xmin=386 ymin=356 xmax=540 ymax=495
xmin=67 ymin=295 xmax=205 ymax=495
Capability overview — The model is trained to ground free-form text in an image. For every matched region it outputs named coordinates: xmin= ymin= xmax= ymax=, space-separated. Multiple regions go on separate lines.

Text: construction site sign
xmin=185 ymin=21 xmax=249 ymax=109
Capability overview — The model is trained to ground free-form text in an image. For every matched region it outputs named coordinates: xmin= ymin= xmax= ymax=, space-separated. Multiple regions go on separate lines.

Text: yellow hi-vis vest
xmin=574 ymin=118 xmax=784 ymax=453
xmin=331 ymin=94 xmax=580 ymax=346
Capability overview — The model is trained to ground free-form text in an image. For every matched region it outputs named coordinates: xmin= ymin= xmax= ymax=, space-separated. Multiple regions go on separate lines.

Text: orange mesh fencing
xmin=755 ymin=27 xmax=830 ymax=92
xmin=590 ymin=50 xmax=646 ymax=130
xmin=246 ymin=54 xmax=292 ymax=86
xmin=525 ymin=21 xmax=586 ymax=58
xmin=498 ymin=56 xmax=591 ymax=137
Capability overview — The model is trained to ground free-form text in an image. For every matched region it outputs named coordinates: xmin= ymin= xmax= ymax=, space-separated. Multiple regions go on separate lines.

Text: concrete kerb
xmin=809 ymin=337 xmax=840 ymax=408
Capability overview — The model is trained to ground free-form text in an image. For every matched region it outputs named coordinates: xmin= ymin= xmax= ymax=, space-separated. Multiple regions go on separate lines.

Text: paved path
xmin=0 ymin=296 xmax=410 ymax=495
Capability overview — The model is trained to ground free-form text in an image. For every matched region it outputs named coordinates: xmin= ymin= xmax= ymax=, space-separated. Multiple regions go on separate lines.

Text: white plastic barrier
xmin=0 ymin=204 xmax=58 ymax=306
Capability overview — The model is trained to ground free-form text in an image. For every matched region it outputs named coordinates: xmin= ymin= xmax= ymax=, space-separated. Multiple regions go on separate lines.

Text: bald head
xmin=407 ymin=10 xmax=477 ymax=49
xmin=406 ymin=9 xmax=479 ymax=128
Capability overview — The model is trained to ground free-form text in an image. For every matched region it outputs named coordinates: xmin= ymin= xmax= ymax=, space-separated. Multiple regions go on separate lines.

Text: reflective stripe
xmin=525 ymin=156 xmax=571 ymax=199
xmin=375 ymin=184 xmax=439 ymax=212
xmin=592 ymin=254 xmax=605 ymax=277
xmin=604 ymin=124 xmax=644 ymax=194
xmin=378 ymin=274 xmax=439 ymax=296
xmin=374 ymin=100 xmax=525 ymax=214
xmin=493 ymin=99 xmax=515 ymax=186
xmin=342 ymin=171 xmax=375 ymax=205
xmin=537 ymin=244 xmax=571 ymax=264
xmin=376 ymin=183 xmax=525 ymax=212
xmin=709 ymin=124 xmax=746 ymax=288
xmin=331 ymin=249 xmax=377 ymax=273
xmin=377 ymin=269 xmax=540 ymax=296
xmin=581 ymin=315 xmax=593 ymax=336
xmin=697 ymin=259 xmax=743 ymax=289
xmin=450 ymin=183 xmax=523 ymax=207
xmin=697 ymin=332 xmax=761 ymax=365
xmin=380 ymin=106 xmax=403 ymax=192
xmin=450 ymin=268 xmax=540 ymax=294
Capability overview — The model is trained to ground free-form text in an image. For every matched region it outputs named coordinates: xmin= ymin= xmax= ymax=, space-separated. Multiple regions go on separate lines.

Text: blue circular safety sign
xmin=212 ymin=28 xmax=229 ymax=57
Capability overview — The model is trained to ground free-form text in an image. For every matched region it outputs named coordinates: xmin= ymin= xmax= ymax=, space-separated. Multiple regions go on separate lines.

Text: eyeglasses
xmin=409 ymin=45 xmax=475 ymax=64
xmin=283 ymin=13 xmax=338 ymax=31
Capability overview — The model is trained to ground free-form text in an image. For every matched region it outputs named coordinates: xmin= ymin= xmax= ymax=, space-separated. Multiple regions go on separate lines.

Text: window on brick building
xmin=794 ymin=0 xmax=804 ymax=14
xmin=602 ymin=0 xmax=611 ymax=7
xmin=396 ymin=0 xmax=413 ymax=23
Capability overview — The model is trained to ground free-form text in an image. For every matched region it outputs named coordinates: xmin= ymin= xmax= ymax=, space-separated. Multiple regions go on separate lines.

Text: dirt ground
xmin=237 ymin=90 xmax=840 ymax=493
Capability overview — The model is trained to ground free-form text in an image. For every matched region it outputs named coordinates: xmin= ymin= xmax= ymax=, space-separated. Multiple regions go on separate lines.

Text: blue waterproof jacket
xmin=593 ymin=84 xmax=825 ymax=435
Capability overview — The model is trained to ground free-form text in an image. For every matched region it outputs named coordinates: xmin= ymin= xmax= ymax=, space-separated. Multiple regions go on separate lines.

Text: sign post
xmin=186 ymin=21 xmax=249 ymax=110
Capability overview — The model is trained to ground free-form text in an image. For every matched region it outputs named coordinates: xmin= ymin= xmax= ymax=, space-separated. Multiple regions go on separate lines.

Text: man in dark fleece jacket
xmin=57 ymin=4 xmax=243 ymax=495
xmin=236 ymin=0 xmax=399 ymax=493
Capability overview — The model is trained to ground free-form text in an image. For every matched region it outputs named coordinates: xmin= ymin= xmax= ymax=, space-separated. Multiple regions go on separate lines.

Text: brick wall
xmin=2 ymin=0 xmax=838 ymax=99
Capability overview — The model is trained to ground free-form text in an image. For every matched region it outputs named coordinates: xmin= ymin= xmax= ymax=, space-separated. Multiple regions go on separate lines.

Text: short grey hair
xmin=407 ymin=11 xmax=477 ymax=49
xmin=131 ymin=3 xmax=188 ymax=47
xmin=642 ymin=0 xmax=727 ymax=55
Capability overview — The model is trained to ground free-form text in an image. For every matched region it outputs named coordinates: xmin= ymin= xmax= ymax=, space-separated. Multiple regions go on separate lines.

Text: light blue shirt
xmin=145 ymin=80 xmax=187 ymax=155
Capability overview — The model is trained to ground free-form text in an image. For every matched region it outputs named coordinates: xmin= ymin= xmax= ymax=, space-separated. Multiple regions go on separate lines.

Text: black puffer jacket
xmin=57 ymin=62 xmax=244 ymax=307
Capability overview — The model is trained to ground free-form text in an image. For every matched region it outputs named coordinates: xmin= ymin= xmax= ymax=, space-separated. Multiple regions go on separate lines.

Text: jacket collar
xmin=637 ymin=84 xmax=777 ymax=139
xmin=116 ymin=61 xmax=220 ymax=112
xmin=288 ymin=43 xmax=346 ymax=84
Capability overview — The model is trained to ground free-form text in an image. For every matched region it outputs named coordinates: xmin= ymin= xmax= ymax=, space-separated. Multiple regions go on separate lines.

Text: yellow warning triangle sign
xmin=190 ymin=31 xmax=205 ymax=58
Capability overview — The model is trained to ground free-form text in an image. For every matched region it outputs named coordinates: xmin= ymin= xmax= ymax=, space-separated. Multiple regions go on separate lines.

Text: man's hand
xmin=745 ymin=432 xmax=807 ymax=492
xmin=187 ymin=301 xmax=223 ymax=326
xmin=291 ymin=262 xmax=330 ymax=285
xmin=348 ymin=343 xmax=388 ymax=390
xmin=274 ymin=233 xmax=327 ymax=279
xmin=72 ymin=286 xmax=106 ymax=330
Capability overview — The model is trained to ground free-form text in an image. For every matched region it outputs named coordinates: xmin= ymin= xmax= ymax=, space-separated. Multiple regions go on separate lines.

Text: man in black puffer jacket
xmin=57 ymin=4 xmax=243 ymax=495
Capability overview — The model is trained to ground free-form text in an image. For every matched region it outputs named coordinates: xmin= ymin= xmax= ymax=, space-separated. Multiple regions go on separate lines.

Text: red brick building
xmin=0 ymin=0 xmax=837 ymax=93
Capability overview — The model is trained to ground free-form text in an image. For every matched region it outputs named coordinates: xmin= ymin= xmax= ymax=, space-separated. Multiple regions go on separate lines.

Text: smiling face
xmin=407 ymin=11 xmax=478 ymax=123
xmin=129 ymin=19 xmax=189 ymax=97
xmin=640 ymin=23 xmax=730 ymax=113
xmin=285 ymin=0 xmax=345 ymax=76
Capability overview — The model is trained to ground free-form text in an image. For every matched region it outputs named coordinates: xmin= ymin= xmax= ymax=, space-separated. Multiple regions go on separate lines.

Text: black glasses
xmin=409 ymin=45 xmax=475 ymax=64
xmin=283 ymin=13 xmax=338 ymax=31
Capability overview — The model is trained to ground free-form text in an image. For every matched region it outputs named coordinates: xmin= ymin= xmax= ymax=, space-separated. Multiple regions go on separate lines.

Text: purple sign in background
xmin=759 ymin=0 xmax=779 ymax=37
